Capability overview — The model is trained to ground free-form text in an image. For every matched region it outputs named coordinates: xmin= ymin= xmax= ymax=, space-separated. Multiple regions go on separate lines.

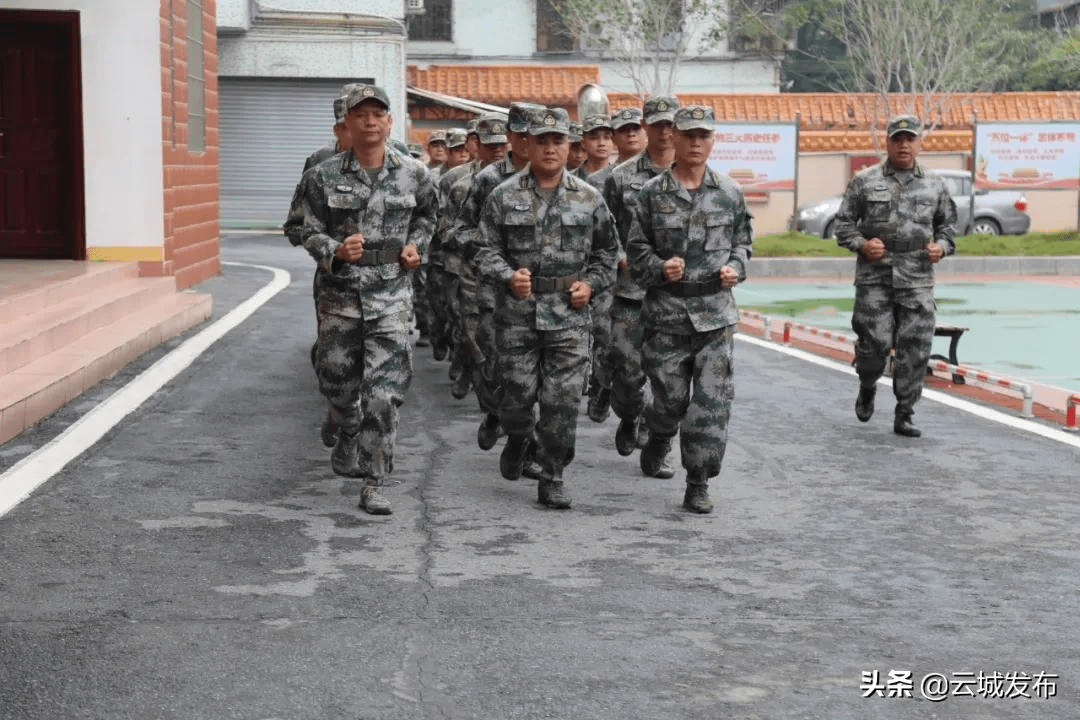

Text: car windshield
xmin=942 ymin=175 xmax=968 ymax=196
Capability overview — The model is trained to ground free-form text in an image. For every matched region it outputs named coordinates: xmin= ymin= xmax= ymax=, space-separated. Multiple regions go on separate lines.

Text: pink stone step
xmin=0 ymin=261 xmax=140 ymax=320
xmin=0 ymin=290 xmax=213 ymax=445
xmin=0 ymin=276 xmax=180 ymax=376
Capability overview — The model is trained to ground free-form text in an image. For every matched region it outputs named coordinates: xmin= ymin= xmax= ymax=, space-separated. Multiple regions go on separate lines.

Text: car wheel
xmin=970 ymin=217 xmax=1001 ymax=235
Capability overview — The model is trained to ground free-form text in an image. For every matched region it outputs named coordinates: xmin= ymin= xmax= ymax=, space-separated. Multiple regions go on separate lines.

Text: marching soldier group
xmin=287 ymin=82 xmax=753 ymax=516
xmin=287 ymin=83 xmax=953 ymax=519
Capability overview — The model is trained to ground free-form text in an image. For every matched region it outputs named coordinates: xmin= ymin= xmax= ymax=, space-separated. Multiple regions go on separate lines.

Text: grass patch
xmin=753 ymin=230 xmax=1080 ymax=257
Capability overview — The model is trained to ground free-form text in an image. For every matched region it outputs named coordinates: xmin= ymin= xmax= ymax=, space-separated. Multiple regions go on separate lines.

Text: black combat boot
xmin=855 ymin=384 xmax=876 ymax=422
xmin=500 ymin=435 xmax=531 ymax=481
xmin=432 ymin=336 xmax=450 ymax=362
xmin=587 ymin=381 xmax=611 ymax=423
xmin=683 ymin=472 xmax=713 ymax=514
xmin=451 ymin=368 xmax=471 ymax=399
xmin=640 ymin=435 xmax=674 ymax=478
xmin=615 ymin=415 xmax=640 ymax=456
xmin=538 ymin=477 xmax=572 ymax=509
xmin=477 ymin=413 xmax=502 ymax=451
xmin=894 ymin=410 xmax=921 ymax=437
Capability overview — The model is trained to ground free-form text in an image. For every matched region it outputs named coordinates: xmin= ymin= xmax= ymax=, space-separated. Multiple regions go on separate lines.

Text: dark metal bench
xmin=930 ymin=324 xmax=969 ymax=383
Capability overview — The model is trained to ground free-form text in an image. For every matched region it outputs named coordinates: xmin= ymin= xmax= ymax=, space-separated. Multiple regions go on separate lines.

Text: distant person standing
xmin=426 ymin=129 xmax=449 ymax=179
xmin=610 ymin=107 xmax=647 ymax=164
xmin=834 ymin=114 xmax=956 ymax=438
xmin=297 ymin=84 xmax=437 ymax=515
xmin=627 ymin=105 xmax=752 ymax=514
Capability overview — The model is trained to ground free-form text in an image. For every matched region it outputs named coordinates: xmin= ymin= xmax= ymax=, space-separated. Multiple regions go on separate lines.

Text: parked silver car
xmin=792 ymin=169 xmax=1031 ymax=238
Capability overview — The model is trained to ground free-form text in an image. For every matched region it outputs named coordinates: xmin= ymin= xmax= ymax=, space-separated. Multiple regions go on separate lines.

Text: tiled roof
xmin=407 ymin=64 xmax=600 ymax=107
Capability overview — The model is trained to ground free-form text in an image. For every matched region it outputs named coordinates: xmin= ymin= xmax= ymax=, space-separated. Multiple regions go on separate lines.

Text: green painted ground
xmin=737 ymin=279 xmax=1080 ymax=391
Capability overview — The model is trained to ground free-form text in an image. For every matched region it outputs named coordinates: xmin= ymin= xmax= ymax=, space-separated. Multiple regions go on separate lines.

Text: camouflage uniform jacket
xmin=431 ymin=160 xmax=480 ymax=272
xmin=284 ymin=141 xmax=341 ymax=246
xmin=298 ymin=148 xmax=437 ymax=320
xmin=454 ymin=153 xmax=524 ymax=261
xmin=585 ymin=164 xmax=613 ymax=192
xmin=834 ymin=161 xmax=957 ymax=288
xmin=626 ymin=167 xmax=753 ymax=334
xmin=475 ymin=169 xmax=619 ymax=331
xmin=603 ymin=150 xmax=670 ymax=302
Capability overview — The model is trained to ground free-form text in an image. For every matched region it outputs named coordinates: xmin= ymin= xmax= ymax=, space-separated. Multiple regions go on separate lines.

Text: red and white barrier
xmin=781 ymin=320 xmax=855 ymax=349
xmin=738 ymin=310 xmax=772 ymax=339
xmin=929 ymin=360 xmax=1034 ymax=418
xmin=1067 ymin=395 xmax=1080 ymax=432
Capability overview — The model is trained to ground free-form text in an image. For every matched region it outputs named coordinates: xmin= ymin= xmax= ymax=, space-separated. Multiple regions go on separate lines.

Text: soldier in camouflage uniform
xmin=456 ymin=102 xmax=540 ymax=453
xmin=572 ymin=114 xmax=614 ymax=181
xmin=425 ymin=127 xmax=470 ymax=365
xmin=834 ymin=114 xmax=956 ymax=438
xmin=426 ymin=129 xmax=448 ymax=180
xmin=599 ymin=96 xmax=678 ymax=471
xmin=474 ymin=107 xmax=618 ymax=509
xmin=610 ymin=107 xmax=647 ymax=165
xmin=297 ymin=84 xmax=437 ymax=515
xmin=627 ymin=105 xmax=753 ymax=514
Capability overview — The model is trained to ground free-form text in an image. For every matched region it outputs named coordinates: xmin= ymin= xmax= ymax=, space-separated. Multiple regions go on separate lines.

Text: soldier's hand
xmin=509 ymin=267 xmax=532 ymax=299
xmin=662 ymin=256 xmax=685 ymax=283
xmin=400 ymin=244 xmax=421 ymax=271
xmin=335 ymin=233 xmax=365 ymax=263
xmin=719 ymin=265 xmax=739 ymax=289
xmin=568 ymin=280 xmax=592 ymax=309
xmin=860 ymin=237 xmax=886 ymax=263
xmin=927 ymin=241 xmax=944 ymax=264
xmin=618 ymin=257 xmax=629 ymax=271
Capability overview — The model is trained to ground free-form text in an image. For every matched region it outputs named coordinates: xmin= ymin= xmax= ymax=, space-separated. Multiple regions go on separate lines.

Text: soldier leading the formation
xmin=474 ymin=107 xmax=618 ymax=509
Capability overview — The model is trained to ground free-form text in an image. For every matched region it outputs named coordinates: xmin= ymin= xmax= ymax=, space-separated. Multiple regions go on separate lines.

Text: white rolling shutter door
xmin=219 ymin=78 xmax=348 ymax=228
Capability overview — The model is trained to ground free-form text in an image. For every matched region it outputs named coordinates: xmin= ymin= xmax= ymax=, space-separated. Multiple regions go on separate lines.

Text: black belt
xmin=354 ymin=247 xmax=403 ymax=266
xmin=884 ymin=238 xmax=926 ymax=253
xmin=531 ymin=275 xmax=579 ymax=293
xmin=651 ymin=277 xmax=723 ymax=298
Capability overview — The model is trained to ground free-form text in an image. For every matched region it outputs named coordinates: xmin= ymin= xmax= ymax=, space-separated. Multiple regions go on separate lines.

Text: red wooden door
xmin=0 ymin=11 xmax=84 ymax=259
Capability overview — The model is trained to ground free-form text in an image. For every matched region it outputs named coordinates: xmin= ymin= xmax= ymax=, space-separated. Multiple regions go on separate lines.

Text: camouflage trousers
xmin=472 ymin=301 xmax=500 ymax=415
xmin=425 ymin=264 xmax=453 ymax=350
xmin=315 ymin=308 xmax=413 ymax=482
xmin=607 ymin=297 xmax=647 ymax=422
xmin=411 ymin=264 xmax=431 ymax=337
xmin=497 ymin=323 xmax=591 ymax=477
xmin=851 ymin=284 xmax=935 ymax=415
xmin=588 ymin=288 xmax=615 ymax=390
xmin=642 ymin=324 xmax=736 ymax=480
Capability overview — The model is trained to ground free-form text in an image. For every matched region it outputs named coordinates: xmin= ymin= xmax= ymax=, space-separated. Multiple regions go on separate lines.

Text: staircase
xmin=0 ymin=260 xmax=213 ymax=444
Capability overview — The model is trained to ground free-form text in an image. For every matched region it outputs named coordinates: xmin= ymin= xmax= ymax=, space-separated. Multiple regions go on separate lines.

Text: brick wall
xmin=156 ymin=0 xmax=220 ymax=289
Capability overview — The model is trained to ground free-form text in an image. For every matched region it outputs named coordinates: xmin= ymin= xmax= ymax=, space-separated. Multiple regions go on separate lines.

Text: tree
xmin=554 ymin=0 xmax=720 ymax=98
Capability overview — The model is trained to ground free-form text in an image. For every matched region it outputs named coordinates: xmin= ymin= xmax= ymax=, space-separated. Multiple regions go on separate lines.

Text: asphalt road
xmin=1 ymin=234 xmax=1077 ymax=719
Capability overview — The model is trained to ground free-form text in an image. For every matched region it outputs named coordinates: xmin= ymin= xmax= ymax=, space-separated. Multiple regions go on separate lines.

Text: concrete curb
xmin=751 ymin=255 xmax=1080 ymax=278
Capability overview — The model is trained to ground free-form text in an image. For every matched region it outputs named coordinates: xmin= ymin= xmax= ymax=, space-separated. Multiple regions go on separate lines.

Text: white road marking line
xmin=738 ymin=334 xmax=1080 ymax=450
xmin=0 ymin=262 xmax=291 ymax=518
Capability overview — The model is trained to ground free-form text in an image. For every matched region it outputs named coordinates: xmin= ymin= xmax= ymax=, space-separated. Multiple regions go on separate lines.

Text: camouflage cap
xmin=446 ymin=128 xmax=468 ymax=148
xmin=476 ymin=113 xmax=510 ymax=144
xmin=427 ymin=129 xmax=448 ymax=145
xmin=529 ymin=107 xmax=571 ymax=136
xmin=465 ymin=118 xmax=480 ymax=136
xmin=568 ymin=121 xmax=583 ymax=144
xmin=407 ymin=143 xmax=424 ymax=158
xmin=581 ymin=113 xmax=613 ymax=134
xmin=673 ymin=105 xmax=715 ymax=132
xmin=643 ymin=96 xmax=678 ymax=124
xmin=887 ymin=114 xmax=922 ymax=138
xmin=508 ymin=102 xmax=546 ymax=133
xmin=333 ymin=96 xmax=348 ymax=124
xmin=345 ymin=83 xmax=391 ymax=112
xmin=610 ymin=107 xmax=643 ymax=130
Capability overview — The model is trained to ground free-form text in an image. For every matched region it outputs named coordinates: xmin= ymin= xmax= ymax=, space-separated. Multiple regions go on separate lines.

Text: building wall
xmin=407 ymin=0 xmax=780 ymax=95
xmin=159 ymin=0 xmax=220 ymax=289
xmin=0 ymin=0 xmax=166 ymax=263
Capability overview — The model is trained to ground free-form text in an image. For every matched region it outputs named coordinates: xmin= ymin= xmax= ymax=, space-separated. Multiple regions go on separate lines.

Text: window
xmin=187 ymin=0 xmax=205 ymax=151
xmin=537 ymin=0 xmax=578 ymax=52
xmin=408 ymin=0 xmax=452 ymax=41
